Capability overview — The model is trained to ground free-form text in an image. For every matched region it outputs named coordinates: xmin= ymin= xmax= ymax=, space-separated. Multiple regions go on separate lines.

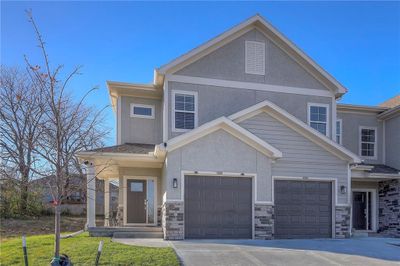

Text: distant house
xmin=32 ymin=175 xmax=118 ymax=216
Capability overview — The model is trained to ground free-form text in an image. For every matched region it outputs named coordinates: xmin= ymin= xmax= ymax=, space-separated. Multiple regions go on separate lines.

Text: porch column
xmin=104 ymin=179 xmax=110 ymax=226
xmin=86 ymin=162 xmax=96 ymax=228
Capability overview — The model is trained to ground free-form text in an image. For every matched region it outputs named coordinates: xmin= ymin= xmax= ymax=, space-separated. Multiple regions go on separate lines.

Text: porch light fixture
xmin=173 ymin=178 xmax=178 ymax=188
xmin=340 ymin=185 xmax=347 ymax=194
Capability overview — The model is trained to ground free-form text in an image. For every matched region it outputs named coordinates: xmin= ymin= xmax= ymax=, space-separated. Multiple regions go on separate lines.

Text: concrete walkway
xmin=115 ymin=237 xmax=400 ymax=266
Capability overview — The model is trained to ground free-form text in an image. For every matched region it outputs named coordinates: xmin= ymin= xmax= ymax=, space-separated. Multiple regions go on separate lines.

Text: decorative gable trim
xmin=229 ymin=100 xmax=362 ymax=163
xmin=166 ymin=117 xmax=282 ymax=159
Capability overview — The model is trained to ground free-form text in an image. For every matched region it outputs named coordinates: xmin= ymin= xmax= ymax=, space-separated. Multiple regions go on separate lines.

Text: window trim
xmin=336 ymin=119 xmax=342 ymax=145
xmin=245 ymin=41 xmax=266 ymax=75
xmin=359 ymin=126 xmax=378 ymax=160
xmin=307 ymin=103 xmax=330 ymax=137
xmin=171 ymin=90 xmax=198 ymax=132
xmin=130 ymin=103 xmax=155 ymax=119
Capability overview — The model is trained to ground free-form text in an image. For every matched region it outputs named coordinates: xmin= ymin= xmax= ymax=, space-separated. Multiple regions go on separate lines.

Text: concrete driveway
xmin=170 ymin=237 xmax=400 ymax=266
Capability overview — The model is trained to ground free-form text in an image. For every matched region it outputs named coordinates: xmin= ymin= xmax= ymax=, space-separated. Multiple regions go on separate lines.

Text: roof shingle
xmin=87 ymin=143 xmax=155 ymax=154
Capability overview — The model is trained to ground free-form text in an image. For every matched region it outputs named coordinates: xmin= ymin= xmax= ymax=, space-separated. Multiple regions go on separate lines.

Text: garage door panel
xmin=185 ymin=175 xmax=252 ymax=239
xmin=275 ymin=180 xmax=332 ymax=239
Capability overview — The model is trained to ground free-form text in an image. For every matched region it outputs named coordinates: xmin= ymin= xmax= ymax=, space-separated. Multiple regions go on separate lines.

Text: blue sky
xmin=2 ymin=1 xmax=400 ymax=145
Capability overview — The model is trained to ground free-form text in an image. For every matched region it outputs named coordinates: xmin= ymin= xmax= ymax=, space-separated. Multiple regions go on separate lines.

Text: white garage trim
xmin=180 ymin=170 xmax=257 ymax=239
xmin=272 ymin=176 xmax=337 ymax=239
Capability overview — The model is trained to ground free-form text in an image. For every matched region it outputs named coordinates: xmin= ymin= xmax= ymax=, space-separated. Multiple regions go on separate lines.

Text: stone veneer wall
xmin=335 ymin=206 xmax=351 ymax=238
xmin=378 ymin=179 xmax=400 ymax=237
xmin=254 ymin=204 xmax=274 ymax=239
xmin=162 ymin=202 xmax=184 ymax=240
xmin=116 ymin=205 xmax=124 ymax=226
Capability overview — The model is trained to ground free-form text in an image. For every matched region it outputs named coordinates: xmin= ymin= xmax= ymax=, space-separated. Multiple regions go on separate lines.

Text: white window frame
xmin=336 ymin=119 xmax=342 ymax=145
xmin=245 ymin=41 xmax=266 ymax=75
xmin=307 ymin=103 xmax=330 ymax=137
xmin=359 ymin=126 xmax=378 ymax=160
xmin=130 ymin=103 xmax=155 ymax=119
xmin=172 ymin=90 xmax=198 ymax=132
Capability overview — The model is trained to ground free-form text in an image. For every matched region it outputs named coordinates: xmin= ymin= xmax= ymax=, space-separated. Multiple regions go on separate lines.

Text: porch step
xmin=113 ymin=231 xmax=163 ymax=238
xmin=88 ymin=226 xmax=162 ymax=237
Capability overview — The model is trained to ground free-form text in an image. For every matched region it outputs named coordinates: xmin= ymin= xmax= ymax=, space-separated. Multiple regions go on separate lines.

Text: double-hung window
xmin=336 ymin=119 xmax=342 ymax=144
xmin=308 ymin=103 xmax=329 ymax=136
xmin=172 ymin=90 xmax=198 ymax=132
xmin=359 ymin=127 xmax=377 ymax=159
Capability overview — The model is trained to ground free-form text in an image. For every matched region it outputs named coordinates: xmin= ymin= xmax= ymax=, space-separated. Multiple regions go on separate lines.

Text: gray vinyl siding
xmin=168 ymin=81 xmax=333 ymax=140
xmin=120 ymin=96 xmax=162 ymax=144
xmin=239 ymin=112 xmax=349 ymax=205
xmin=175 ymin=29 xmax=328 ymax=91
xmin=337 ymin=111 xmax=384 ymax=164
xmin=385 ymin=114 xmax=400 ymax=169
xmin=164 ymin=129 xmax=272 ymax=202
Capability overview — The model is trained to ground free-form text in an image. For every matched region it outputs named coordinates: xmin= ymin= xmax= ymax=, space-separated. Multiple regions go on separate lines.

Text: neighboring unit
xmin=77 ymin=14 xmax=400 ymax=239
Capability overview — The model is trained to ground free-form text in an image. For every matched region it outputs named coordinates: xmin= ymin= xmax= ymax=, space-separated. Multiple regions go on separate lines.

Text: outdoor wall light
xmin=340 ymin=185 xmax=347 ymax=194
xmin=173 ymin=178 xmax=178 ymax=189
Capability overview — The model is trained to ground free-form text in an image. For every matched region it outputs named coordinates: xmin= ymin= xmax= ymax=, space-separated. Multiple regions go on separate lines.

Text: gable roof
xmin=380 ymin=94 xmax=400 ymax=108
xmin=166 ymin=117 xmax=282 ymax=159
xmin=155 ymin=14 xmax=347 ymax=98
xmin=229 ymin=100 xmax=361 ymax=163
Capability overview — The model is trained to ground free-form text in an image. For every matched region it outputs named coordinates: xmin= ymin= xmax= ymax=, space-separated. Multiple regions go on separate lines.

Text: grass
xmin=1 ymin=216 xmax=103 ymax=239
xmin=0 ymin=233 xmax=179 ymax=266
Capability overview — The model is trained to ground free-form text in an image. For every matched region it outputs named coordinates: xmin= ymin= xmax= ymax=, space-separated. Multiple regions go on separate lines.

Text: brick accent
xmin=254 ymin=204 xmax=274 ymax=239
xmin=335 ymin=206 xmax=351 ymax=238
xmin=162 ymin=202 xmax=184 ymax=240
xmin=378 ymin=179 xmax=400 ymax=237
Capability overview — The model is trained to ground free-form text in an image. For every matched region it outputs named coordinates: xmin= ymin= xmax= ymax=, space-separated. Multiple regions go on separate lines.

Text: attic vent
xmin=245 ymin=41 xmax=265 ymax=75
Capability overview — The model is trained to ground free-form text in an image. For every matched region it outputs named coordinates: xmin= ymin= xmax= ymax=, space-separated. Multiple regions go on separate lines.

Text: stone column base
xmin=116 ymin=205 xmax=124 ymax=226
xmin=162 ymin=202 xmax=184 ymax=240
xmin=378 ymin=179 xmax=400 ymax=237
xmin=254 ymin=204 xmax=274 ymax=239
xmin=335 ymin=206 xmax=351 ymax=238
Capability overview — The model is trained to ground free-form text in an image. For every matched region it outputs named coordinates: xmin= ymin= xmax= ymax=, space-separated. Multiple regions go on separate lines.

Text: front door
xmin=127 ymin=180 xmax=147 ymax=223
xmin=352 ymin=191 xmax=373 ymax=231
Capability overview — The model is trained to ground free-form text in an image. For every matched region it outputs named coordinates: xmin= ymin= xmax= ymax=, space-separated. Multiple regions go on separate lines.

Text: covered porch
xmin=77 ymin=143 xmax=166 ymax=236
xmin=351 ymin=164 xmax=400 ymax=237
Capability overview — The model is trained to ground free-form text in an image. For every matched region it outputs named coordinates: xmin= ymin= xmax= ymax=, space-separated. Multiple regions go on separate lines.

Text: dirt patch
xmin=0 ymin=216 xmax=104 ymax=239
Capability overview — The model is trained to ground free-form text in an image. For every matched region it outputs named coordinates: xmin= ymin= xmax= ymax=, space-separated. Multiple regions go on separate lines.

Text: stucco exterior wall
xmin=385 ymin=114 xmax=400 ymax=169
xmin=239 ymin=112 xmax=349 ymax=205
xmin=175 ymin=29 xmax=328 ymax=91
xmin=168 ymin=81 xmax=333 ymax=139
xmin=120 ymin=96 xmax=162 ymax=145
xmin=337 ymin=111 xmax=384 ymax=164
xmin=163 ymin=129 xmax=272 ymax=202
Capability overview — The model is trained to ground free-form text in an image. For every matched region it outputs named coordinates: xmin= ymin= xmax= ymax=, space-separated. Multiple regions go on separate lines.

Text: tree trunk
xmin=20 ymin=167 xmax=29 ymax=213
xmin=54 ymin=204 xmax=61 ymax=258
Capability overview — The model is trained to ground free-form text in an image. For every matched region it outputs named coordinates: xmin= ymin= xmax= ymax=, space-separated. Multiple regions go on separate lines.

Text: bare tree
xmin=24 ymin=11 xmax=109 ymax=260
xmin=0 ymin=67 xmax=45 ymax=213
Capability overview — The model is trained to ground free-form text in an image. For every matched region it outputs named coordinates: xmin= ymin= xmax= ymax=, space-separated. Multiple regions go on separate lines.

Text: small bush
xmin=0 ymin=179 xmax=46 ymax=218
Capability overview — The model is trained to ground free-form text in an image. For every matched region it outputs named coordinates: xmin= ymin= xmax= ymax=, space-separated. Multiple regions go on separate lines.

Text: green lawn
xmin=0 ymin=233 xmax=179 ymax=265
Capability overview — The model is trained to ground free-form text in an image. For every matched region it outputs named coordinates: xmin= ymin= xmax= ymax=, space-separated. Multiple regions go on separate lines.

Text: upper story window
xmin=307 ymin=103 xmax=329 ymax=136
xmin=245 ymin=41 xmax=265 ymax=75
xmin=172 ymin=90 xmax=198 ymax=132
xmin=359 ymin=126 xmax=377 ymax=159
xmin=130 ymin=103 xmax=155 ymax=119
xmin=336 ymin=119 xmax=342 ymax=144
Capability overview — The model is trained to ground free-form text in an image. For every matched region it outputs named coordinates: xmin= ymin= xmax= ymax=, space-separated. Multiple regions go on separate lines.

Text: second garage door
xmin=274 ymin=180 xmax=332 ymax=239
xmin=184 ymin=175 xmax=252 ymax=239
